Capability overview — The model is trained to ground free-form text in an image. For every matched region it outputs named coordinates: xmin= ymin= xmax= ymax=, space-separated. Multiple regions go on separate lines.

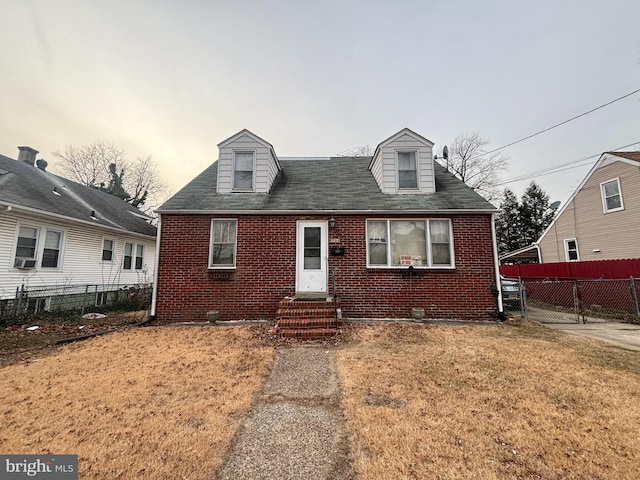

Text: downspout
xmin=491 ymin=213 xmax=503 ymax=314
xmin=149 ymin=213 xmax=162 ymax=320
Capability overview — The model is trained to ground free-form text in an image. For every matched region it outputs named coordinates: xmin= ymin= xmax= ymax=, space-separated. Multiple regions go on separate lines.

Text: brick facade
xmin=155 ymin=214 xmax=498 ymax=323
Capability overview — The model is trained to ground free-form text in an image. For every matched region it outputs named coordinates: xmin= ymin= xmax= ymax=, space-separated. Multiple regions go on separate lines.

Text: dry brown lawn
xmin=0 ymin=326 xmax=273 ymax=479
xmin=337 ymin=321 xmax=640 ymax=480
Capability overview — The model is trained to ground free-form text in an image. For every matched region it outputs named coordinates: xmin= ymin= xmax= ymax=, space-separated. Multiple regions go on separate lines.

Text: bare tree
xmin=441 ymin=132 xmax=508 ymax=202
xmin=52 ymin=142 xmax=167 ymax=212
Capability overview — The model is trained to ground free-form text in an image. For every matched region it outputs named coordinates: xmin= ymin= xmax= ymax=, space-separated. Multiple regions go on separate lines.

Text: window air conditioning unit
xmin=15 ymin=258 xmax=37 ymax=269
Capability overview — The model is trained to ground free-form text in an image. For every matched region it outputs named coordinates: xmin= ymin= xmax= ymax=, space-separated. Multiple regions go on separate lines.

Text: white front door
xmin=296 ymin=221 xmax=328 ymax=293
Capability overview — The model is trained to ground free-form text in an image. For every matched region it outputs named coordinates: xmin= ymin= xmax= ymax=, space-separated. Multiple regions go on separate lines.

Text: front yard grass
xmin=0 ymin=326 xmax=273 ymax=479
xmin=337 ymin=320 xmax=640 ymax=479
xmin=2 ymin=320 xmax=640 ymax=479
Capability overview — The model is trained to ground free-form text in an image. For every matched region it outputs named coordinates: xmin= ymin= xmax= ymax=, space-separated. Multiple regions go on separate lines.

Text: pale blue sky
xmin=1 ymin=0 xmax=639 ymax=205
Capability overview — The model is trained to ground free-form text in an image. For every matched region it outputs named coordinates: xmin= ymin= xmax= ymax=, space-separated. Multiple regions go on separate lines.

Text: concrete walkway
xmin=214 ymin=346 xmax=352 ymax=480
xmin=546 ymin=321 xmax=640 ymax=352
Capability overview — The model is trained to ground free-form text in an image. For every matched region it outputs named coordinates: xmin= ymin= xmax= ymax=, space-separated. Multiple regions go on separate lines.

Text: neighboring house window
xmin=102 ymin=239 xmax=115 ymax=262
xmin=601 ymin=178 xmax=623 ymax=213
xmin=564 ymin=239 xmax=579 ymax=261
xmin=15 ymin=226 xmax=39 ymax=263
xmin=123 ymin=243 xmax=133 ymax=270
xmin=209 ymin=219 xmax=237 ymax=268
xmin=41 ymin=230 xmax=63 ymax=268
xmin=135 ymin=244 xmax=144 ymax=270
xmin=367 ymin=219 xmax=454 ymax=267
xmin=397 ymin=151 xmax=418 ymax=189
xmin=233 ymin=151 xmax=255 ymax=191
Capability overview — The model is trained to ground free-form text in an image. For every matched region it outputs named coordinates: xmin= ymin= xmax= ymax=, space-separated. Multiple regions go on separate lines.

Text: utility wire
xmin=496 ymin=140 xmax=640 ymax=185
xmin=469 ymin=87 xmax=640 ymax=160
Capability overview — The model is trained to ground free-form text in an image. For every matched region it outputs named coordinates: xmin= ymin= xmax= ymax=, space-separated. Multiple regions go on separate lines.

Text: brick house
xmin=152 ymin=128 xmax=502 ymax=328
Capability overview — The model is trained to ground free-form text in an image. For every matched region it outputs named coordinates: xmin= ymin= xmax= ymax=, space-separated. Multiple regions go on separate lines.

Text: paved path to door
xmin=214 ymin=346 xmax=352 ymax=480
xmin=546 ymin=321 xmax=640 ymax=352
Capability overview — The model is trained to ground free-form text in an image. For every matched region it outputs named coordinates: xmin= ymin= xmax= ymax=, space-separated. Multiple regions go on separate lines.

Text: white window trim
xmin=564 ymin=238 xmax=579 ymax=262
xmin=395 ymin=149 xmax=420 ymax=191
xmin=122 ymin=241 xmax=146 ymax=271
xmin=366 ymin=218 xmax=455 ymax=269
xmin=101 ymin=237 xmax=116 ymax=263
xmin=40 ymin=228 xmax=65 ymax=270
xmin=208 ymin=219 xmax=238 ymax=269
xmin=13 ymin=223 xmax=66 ymax=271
xmin=600 ymin=177 xmax=624 ymax=213
xmin=232 ymin=150 xmax=256 ymax=192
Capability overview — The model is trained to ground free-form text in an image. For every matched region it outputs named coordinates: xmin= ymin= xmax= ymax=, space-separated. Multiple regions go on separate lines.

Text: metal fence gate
xmin=503 ymin=277 xmax=640 ymax=325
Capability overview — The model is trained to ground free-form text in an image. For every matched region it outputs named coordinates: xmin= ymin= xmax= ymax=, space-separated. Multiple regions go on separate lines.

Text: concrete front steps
xmin=275 ymin=296 xmax=340 ymax=339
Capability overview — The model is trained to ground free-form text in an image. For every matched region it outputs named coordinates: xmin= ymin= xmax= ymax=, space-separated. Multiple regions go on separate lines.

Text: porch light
xmin=329 ymin=217 xmax=336 ymax=229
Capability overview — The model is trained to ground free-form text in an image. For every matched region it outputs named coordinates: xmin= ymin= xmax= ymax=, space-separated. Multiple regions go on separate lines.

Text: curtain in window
xmin=234 ymin=152 xmax=254 ymax=189
xmin=430 ymin=220 xmax=451 ymax=265
xmin=368 ymin=220 xmax=388 ymax=265
xmin=123 ymin=243 xmax=133 ymax=269
xmin=390 ymin=221 xmax=426 ymax=266
xmin=397 ymin=151 xmax=417 ymax=189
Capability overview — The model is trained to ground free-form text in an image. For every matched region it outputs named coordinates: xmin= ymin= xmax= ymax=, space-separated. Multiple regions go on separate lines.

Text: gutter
xmin=156 ymin=208 xmax=500 ymax=215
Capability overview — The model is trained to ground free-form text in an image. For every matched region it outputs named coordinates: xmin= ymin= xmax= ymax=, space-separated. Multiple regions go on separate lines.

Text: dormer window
xmin=397 ymin=151 xmax=418 ymax=190
xmin=233 ymin=151 xmax=255 ymax=191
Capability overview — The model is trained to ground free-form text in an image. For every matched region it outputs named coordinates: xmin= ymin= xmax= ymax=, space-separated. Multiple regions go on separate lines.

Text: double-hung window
xmin=367 ymin=219 xmax=453 ymax=268
xmin=14 ymin=225 xmax=64 ymax=269
xmin=15 ymin=226 xmax=39 ymax=264
xmin=233 ymin=151 xmax=255 ymax=191
xmin=123 ymin=243 xmax=133 ymax=270
xmin=41 ymin=230 xmax=63 ymax=268
xmin=601 ymin=178 xmax=623 ymax=213
xmin=397 ymin=151 xmax=418 ymax=190
xmin=135 ymin=244 xmax=144 ymax=270
xmin=102 ymin=239 xmax=115 ymax=262
xmin=123 ymin=242 xmax=145 ymax=270
xmin=564 ymin=239 xmax=579 ymax=261
xmin=209 ymin=219 xmax=237 ymax=268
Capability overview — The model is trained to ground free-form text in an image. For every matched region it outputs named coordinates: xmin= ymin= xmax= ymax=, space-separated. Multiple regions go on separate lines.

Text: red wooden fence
xmin=500 ymin=258 xmax=640 ymax=280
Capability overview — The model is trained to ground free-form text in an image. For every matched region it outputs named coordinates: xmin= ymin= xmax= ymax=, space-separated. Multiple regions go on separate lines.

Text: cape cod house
xmin=0 ymin=147 xmax=157 ymax=313
xmin=152 ymin=128 xmax=502 ymax=331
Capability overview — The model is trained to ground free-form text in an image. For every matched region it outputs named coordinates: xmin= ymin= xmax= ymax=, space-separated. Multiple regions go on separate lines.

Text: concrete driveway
xmin=546 ymin=321 xmax=640 ymax=352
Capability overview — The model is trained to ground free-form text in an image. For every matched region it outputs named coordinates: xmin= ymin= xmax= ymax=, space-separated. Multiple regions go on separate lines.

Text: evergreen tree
xmin=495 ymin=188 xmax=522 ymax=254
xmin=518 ymin=181 xmax=555 ymax=246
xmin=100 ymin=163 xmax=131 ymax=202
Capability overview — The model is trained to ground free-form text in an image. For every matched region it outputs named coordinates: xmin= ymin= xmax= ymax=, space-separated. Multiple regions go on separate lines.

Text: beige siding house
xmin=536 ymin=151 xmax=640 ymax=263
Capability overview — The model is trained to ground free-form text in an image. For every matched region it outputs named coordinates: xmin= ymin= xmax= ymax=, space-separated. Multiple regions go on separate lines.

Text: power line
xmin=469 ymin=87 xmax=640 ymax=160
xmin=496 ymin=140 xmax=640 ymax=185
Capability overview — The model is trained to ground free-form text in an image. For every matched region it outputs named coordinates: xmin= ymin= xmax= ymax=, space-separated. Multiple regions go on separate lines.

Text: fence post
xmin=519 ymin=277 xmax=527 ymax=318
xmin=573 ymin=281 xmax=583 ymax=324
xmin=80 ymin=285 xmax=90 ymax=318
xmin=630 ymin=277 xmax=640 ymax=321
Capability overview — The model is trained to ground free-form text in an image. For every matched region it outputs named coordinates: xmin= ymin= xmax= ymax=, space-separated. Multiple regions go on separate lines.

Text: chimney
xmin=36 ymin=159 xmax=48 ymax=171
xmin=17 ymin=146 xmax=39 ymax=166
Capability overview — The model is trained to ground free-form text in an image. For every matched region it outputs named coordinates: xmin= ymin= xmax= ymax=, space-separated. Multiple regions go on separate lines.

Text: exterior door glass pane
xmin=303 ymin=227 xmax=321 ymax=269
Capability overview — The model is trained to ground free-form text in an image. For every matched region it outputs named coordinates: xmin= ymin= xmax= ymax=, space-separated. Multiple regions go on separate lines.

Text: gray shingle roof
xmin=159 ymin=157 xmax=496 ymax=213
xmin=0 ymin=154 xmax=157 ymax=237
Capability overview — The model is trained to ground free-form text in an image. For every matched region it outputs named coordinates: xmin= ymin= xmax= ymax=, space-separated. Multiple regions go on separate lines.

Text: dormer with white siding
xmin=216 ymin=129 xmax=281 ymax=194
xmin=369 ymin=128 xmax=435 ymax=194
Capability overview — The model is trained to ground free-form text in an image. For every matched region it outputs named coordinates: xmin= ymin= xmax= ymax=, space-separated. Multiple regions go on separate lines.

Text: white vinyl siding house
xmin=536 ymin=152 xmax=640 ymax=262
xmin=0 ymin=211 xmax=155 ymax=300
xmin=369 ymin=129 xmax=435 ymax=194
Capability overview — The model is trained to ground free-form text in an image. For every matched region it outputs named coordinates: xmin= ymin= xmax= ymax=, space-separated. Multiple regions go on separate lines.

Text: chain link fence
xmin=503 ymin=277 xmax=640 ymax=324
xmin=0 ymin=283 xmax=152 ymax=327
